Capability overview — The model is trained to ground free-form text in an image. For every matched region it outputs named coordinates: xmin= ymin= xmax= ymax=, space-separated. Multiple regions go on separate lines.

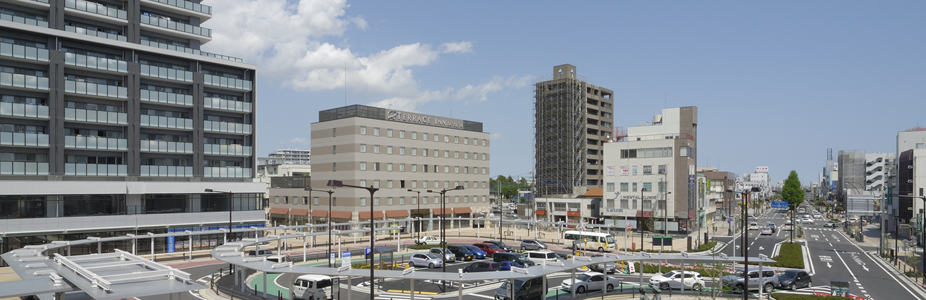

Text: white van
xmin=248 ymin=249 xmax=274 ymax=257
xmin=525 ymin=251 xmax=558 ymax=262
xmin=266 ymin=255 xmax=291 ymax=263
xmin=293 ymin=274 xmax=333 ymax=300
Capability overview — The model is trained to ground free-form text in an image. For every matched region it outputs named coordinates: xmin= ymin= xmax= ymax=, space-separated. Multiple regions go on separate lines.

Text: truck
xmin=415 ymin=236 xmax=444 ymax=246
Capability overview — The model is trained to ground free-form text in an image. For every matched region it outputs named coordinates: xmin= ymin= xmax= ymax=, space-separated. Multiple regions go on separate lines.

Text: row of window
xmin=274 ymin=195 xmax=489 ymax=206
xmin=0 ymin=152 xmax=245 ymax=166
xmin=355 ymin=144 xmax=488 ymax=160
xmin=356 ymin=179 xmax=487 ymax=190
xmin=606 ymin=182 xmax=667 ymax=193
xmin=604 ymin=199 xmax=667 ymax=210
xmin=617 ymin=164 xmax=668 ymax=176
xmin=354 ymin=126 xmax=487 ymax=147
xmin=358 ymin=162 xmax=487 ymax=175
xmin=619 ymin=146 xmax=694 ymax=159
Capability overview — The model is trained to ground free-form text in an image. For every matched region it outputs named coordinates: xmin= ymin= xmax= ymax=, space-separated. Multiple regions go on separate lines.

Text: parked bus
xmin=563 ymin=230 xmax=615 ymax=252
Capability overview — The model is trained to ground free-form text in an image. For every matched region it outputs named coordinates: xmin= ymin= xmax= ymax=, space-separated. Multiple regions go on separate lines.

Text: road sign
xmin=365 ymin=247 xmax=371 ymax=255
xmin=727 ymin=217 xmax=732 ymax=224
xmin=329 ymin=252 xmax=336 ymax=265
xmin=342 ymin=251 xmax=351 ymax=268
xmin=626 ymin=225 xmax=632 ymax=232
xmin=772 ymin=201 xmax=788 ymax=209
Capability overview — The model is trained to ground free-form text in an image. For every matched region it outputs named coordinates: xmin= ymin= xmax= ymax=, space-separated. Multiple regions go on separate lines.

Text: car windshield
xmin=519 ymin=253 xmax=529 ymax=260
xmin=486 ymin=244 xmax=501 ymax=249
xmin=732 ymin=270 xmax=746 ymax=278
xmin=497 ymin=242 xmax=509 ymax=248
xmin=424 ymin=253 xmax=438 ymax=259
xmin=662 ymin=271 xmax=677 ymax=278
xmin=576 ymin=274 xmax=592 ymax=282
xmin=606 ymin=236 xmax=615 ymax=244
xmin=779 ymin=272 xmax=797 ymax=279
xmin=459 ymin=248 xmax=473 ymax=254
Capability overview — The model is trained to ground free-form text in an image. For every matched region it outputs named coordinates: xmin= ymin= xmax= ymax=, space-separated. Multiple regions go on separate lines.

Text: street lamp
xmin=327 ymin=180 xmax=378 ymax=300
xmin=407 ymin=189 xmax=422 ymax=240
xmin=306 ymin=187 xmax=334 ymax=267
xmin=640 ymin=187 xmax=646 ymax=252
xmin=204 ymin=188 xmax=234 ymax=270
xmin=900 ymin=194 xmax=926 ymax=285
xmin=428 ymin=185 xmax=464 ymax=292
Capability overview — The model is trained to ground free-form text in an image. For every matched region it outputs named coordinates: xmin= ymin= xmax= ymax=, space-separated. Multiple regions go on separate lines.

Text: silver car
xmin=408 ymin=253 xmax=443 ymax=268
xmin=520 ymin=239 xmax=548 ymax=250
xmin=589 ymin=254 xmax=617 ymax=274
xmin=429 ymin=248 xmax=456 ymax=262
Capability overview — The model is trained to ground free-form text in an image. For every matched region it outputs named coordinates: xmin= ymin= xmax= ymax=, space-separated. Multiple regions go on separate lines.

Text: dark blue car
xmin=497 ymin=260 xmax=526 ymax=270
xmin=463 ymin=245 xmax=487 ymax=259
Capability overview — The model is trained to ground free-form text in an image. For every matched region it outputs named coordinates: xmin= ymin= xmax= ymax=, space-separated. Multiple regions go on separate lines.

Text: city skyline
xmin=205 ymin=0 xmax=926 ymax=185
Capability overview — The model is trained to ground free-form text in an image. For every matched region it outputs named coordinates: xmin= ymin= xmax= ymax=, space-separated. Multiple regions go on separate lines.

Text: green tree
xmin=781 ymin=170 xmax=805 ymax=242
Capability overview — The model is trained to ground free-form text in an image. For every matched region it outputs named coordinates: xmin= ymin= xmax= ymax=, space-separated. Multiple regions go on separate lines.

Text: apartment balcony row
xmin=0 ymin=41 xmax=49 ymax=63
xmin=65 ymin=0 xmax=127 ymax=21
xmin=64 ymin=135 xmax=127 ymax=150
xmin=140 ymin=165 xmax=192 ymax=177
xmin=204 ymin=143 xmax=250 ymax=156
xmin=139 ymin=14 xmax=211 ymax=42
xmin=140 ymin=140 xmax=192 ymax=153
xmin=0 ymin=72 xmax=49 ymax=91
xmin=140 ymin=64 xmax=192 ymax=82
xmin=203 ymin=74 xmax=251 ymax=91
xmin=142 ymin=0 xmax=211 ymax=19
xmin=204 ymin=97 xmax=251 ymax=112
xmin=0 ymin=10 xmax=48 ymax=28
xmin=0 ymin=161 xmax=48 ymax=175
xmin=0 ymin=163 xmax=251 ymax=177
xmin=204 ymin=166 xmax=251 ymax=178
xmin=65 ymin=108 xmax=127 ymax=125
xmin=141 ymin=114 xmax=192 ymax=130
xmin=140 ymin=89 xmax=193 ymax=106
xmin=0 ymin=136 xmax=250 ymax=156
xmin=0 ymin=132 xmax=49 ymax=147
xmin=204 ymin=120 xmax=251 ymax=135
xmin=65 ymin=163 xmax=126 ymax=176
xmin=0 ymin=102 xmax=49 ymax=119
xmin=65 ymin=52 xmax=128 ymax=73
xmin=65 ymin=25 xmax=127 ymax=42
xmin=138 ymin=40 xmax=242 ymax=63
xmin=64 ymin=79 xmax=128 ymax=99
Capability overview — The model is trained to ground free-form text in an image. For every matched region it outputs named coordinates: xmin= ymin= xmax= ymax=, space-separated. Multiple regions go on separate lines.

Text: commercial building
xmin=536 ymin=188 xmax=603 ymax=225
xmin=286 ymin=105 xmax=491 ymax=233
xmin=0 ymin=0 xmax=264 ymax=265
xmin=601 ymin=107 xmax=698 ymax=233
xmin=534 ymin=64 xmax=614 ymax=197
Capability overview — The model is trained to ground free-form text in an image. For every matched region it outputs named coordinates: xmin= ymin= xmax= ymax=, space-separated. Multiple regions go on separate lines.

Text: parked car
xmin=497 ymin=260 xmax=526 ymax=271
xmin=266 ymin=255 xmax=291 ymax=263
xmin=589 ymin=254 xmax=617 ymax=274
xmin=462 ymin=261 xmax=502 ymax=273
xmin=561 ymin=272 xmax=621 ymax=293
xmin=495 ymin=277 xmax=545 ymax=300
xmin=520 ymin=239 xmax=548 ymax=250
xmin=429 ymin=248 xmax=456 ymax=263
xmin=483 ymin=241 xmax=513 ymax=252
xmin=415 ymin=236 xmax=444 ymax=246
xmin=493 ymin=252 xmax=535 ymax=267
xmin=648 ymin=270 xmax=705 ymax=291
xmin=766 ymin=223 xmax=777 ymax=233
xmin=748 ymin=222 xmax=760 ymax=230
xmin=747 ymin=216 xmax=758 ymax=222
xmin=760 ymin=227 xmax=773 ymax=235
xmin=823 ymin=221 xmax=837 ymax=228
xmin=462 ymin=245 xmax=487 ymax=259
xmin=525 ymin=251 xmax=558 ymax=262
xmin=292 ymin=274 xmax=333 ymax=300
xmin=447 ymin=245 xmax=475 ymax=261
xmin=408 ymin=253 xmax=443 ymax=269
xmin=473 ymin=243 xmax=505 ymax=257
xmin=777 ymin=270 xmax=812 ymax=290
xmin=801 ymin=218 xmax=814 ymax=224
xmin=721 ymin=268 xmax=779 ymax=293
xmin=248 ymin=249 xmax=274 ymax=257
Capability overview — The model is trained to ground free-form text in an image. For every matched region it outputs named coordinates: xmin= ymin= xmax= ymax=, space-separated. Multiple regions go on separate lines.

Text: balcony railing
xmin=64 ymin=52 xmax=127 ymax=73
xmin=204 ymin=167 xmax=251 ymax=178
xmin=0 ymin=41 xmax=49 ymax=62
xmin=65 ymin=25 xmax=127 ymax=42
xmin=146 ymin=0 xmax=211 ymax=15
xmin=140 ymin=64 xmax=193 ymax=82
xmin=0 ymin=132 xmax=49 ymax=147
xmin=140 ymin=115 xmax=193 ymax=130
xmin=0 ymin=162 xmax=48 ymax=175
xmin=204 ymin=144 xmax=251 ymax=156
xmin=204 ymin=97 xmax=251 ymax=113
xmin=0 ymin=12 xmax=48 ymax=28
xmin=65 ymin=163 xmax=126 ymax=176
xmin=139 ymin=40 xmax=243 ymax=62
xmin=139 ymin=14 xmax=211 ymax=38
xmin=140 ymin=140 xmax=193 ymax=153
xmin=140 ymin=90 xmax=193 ymax=106
xmin=0 ymin=72 xmax=49 ymax=91
xmin=65 ymin=108 xmax=127 ymax=125
xmin=0 ymin=102 xmax=48 ymax=119
xmin=141 ymin=165 xmax=193 ymax=177
xmin=65 ymin=136 xmax=127 ymax=151
xmin=203 ymin=74 xmax=251 ymax=91
xmin=203 ymin=120 xmax=251 ymax=135
xmin=64 ymin=80 xmax=128 ymax=99
xmin=65 ymin=0 xmax=127 ymax=20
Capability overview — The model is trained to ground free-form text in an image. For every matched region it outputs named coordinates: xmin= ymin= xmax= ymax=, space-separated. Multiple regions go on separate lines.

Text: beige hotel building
xmin=269 ymin=105 xmax=491 ymax=232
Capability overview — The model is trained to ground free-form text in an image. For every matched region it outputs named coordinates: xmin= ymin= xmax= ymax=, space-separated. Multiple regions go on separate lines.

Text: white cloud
xmin=490 ymin=133 xmax=503 ymax=140
xmin=283 ymin=137 xmax=309 ymax=145
xmin=455 ymin=75 xmax=535 ymax=102
xmin=440 ymin=41 xmax=473 ymax=54
xmin=351 ymin=15 xmax=369 ymax=30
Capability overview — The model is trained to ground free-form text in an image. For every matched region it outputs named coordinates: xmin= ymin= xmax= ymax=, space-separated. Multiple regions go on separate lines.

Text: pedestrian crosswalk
xmin=775 ymin=285 xmax=870 ymax=300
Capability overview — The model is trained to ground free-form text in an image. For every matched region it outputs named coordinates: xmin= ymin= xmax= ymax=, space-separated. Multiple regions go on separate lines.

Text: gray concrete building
xmin=0 ymin=0 xmax=263 ymax=264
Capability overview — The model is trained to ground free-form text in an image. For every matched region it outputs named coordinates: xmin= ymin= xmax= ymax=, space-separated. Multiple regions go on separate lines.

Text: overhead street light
xmin=327 ymin=180 xmax=377 ymax=300
xmin=428 ymin=185 xmax=464 ymax=292
xmin=306 ymin=187 xmax=334 ymax=267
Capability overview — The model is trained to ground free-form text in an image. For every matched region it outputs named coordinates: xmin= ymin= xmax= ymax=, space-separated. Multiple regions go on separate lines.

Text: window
xmin=482 ymin=153 xmax=486 ymax=160
xmin=387 ymin=180 xmax=393 ymax=188
xmin=482 ymin=167 xmax=487 ymax=174
xmin=423 ymin=133 xmax=428 ymax=140
xmin=423 ymin=165 xmax=428 ymax=173
xmin=411 ymin=180 xmax=417 ymax=188
xmin=444 ymin=181 xmax=450 ymax=189
xmin=433 ymin=149 xmax=439 ymax=158
xmin=332 ymin=162 xmax=336 ymax=172
xmin=444 ymin=135 xmax=449 ymax=143
xmin=360 ymin=179 xmax=366 ymax=186
xmin=374 ymin=197 xmax=380 ymax=205
xmin=482 ymin=139 xmax=487 ymax=146
xmin=332 ymin=128 xmax=336 ymax=137
xmin=643 ymin=165 xmax=652 ymax=174
xmin=607 ymin=182 xmax=615 ymax=192
xmin=422 ymin=196 xmax=428 ymax=205
xmin=302 ymin=197 xmax=308 ymax=205
xmin=632 ymin=166 xmax=638 ymax=175
xmin=360 ymin=144 xmax=366 ymax=153
xmin=620 ymin=183 xmax=629 ymax=192
xmin=386 ymin=163 xmax=393 ymax=171
xmin=399 ymin=164 xmax=405 ymax=172
xmin=643 ymin=182 xmax=652 ymax=192
xmin=632 ymin=182 xmax=638 ymax=192
xmin=422 ymin=181 xmax=428 ymax=189
xmin=411 ymin=164 xmax=417 ymax=172
xmin=360 ymin=126 xmax=366 ymax=135
xmin=464 ymin=167 xmax=469 ymax=174
xmin=399 ymin=130 xmax=405 ymax=138
xmin=411 ymin=148 xmax=417 ymax=156
xmin=444 ymin=165 xmax=450 ymax=173
xmin=464 ymin=137 xmax=469 ymax=145
xmin=373 ymin=180 xmax=380 ymax=188
xmin=454 ymin=166 xmax=459 ymax=174
xmin=454 ymin=136 xmax=459 ymax=144
xmin=399 ymin=147 xmax=405 ymax=155
xmin=658 ymin=165 xmax=667 ymax=174
xmin=333 ymin=197 xmax=337 ymax=206
xmin=313 ymin=197 xmax=320 ymax=206
xmin=399 ymin=197 xmax=405 ymax=205
xmin=373 ymin=162 xmax=380 ymax=171
xmin=360 ymin=197 xmax=367 ymax=206
xmin=332 ymin=145 xmax=337 ymax=154
xmin=454 ymin=151 xmax=459 ymax=158
xmin=444 ymin=150 xmax=449 ymax=158
xmin=387 ymin=146 xmax=393 ymax=154
xmin=373 ymin=127 xmax=380 ymax=136
xmin=421 ymin=149 xmax=427 ymax=156
xmin=680 ymin=146 xmax=693 ymax=157
xmin=433 ymin=134 xmax=439 ymax=142
xmin=658 ymin=181 xmax=666 ymax=193
xmin=360 ymin=161 xmax=366 ymax=171
xmin=464 ymin=182 xmax=469 ymax=189
xmin=274 ymin=196 xmax=279 ymax=203
xmin=464 ymin=152 xmax=469 ymax=160
xmin=482 ymin=181 xmax=487 ymax=188
xmin=373 ymin=145 xmax=380 ymax=153
xmin=387 ymin=129 xmax=393 ymax=137
xmin=482 ymin=195 xmax=487 ymax=202
xmin=387 ymin=197 xmax=393 ymax=205
xmin=411 ymin=196 xmax=417 ymax=205
xmin=411 ymin=131 xmax=417 ymax=140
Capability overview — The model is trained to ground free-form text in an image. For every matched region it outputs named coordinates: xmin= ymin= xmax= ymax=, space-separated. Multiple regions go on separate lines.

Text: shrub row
xmin=694 ymin=241 xmax=717 ymax=252
xmin=771 ymin=292 xmax=850 ymax=300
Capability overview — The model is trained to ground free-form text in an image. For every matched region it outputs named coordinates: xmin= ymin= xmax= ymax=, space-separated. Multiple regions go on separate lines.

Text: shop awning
xmin=310 ymin=210 xmax=328 ymax=218
xmin=385 ymin=210 xmax=409 ymax=218
xmin=567 ymin=211 xmax=581 ymax=217
xmin=453 ymin=207 xmax=472 ymax=214
xmin=268 ymin=207 xmax=289 ymax=215
xmin=330 ymin=211 xmax=352 ymax=219
xmin=432 ymin=208 xmax=452 ymax=215
xmin=359 ymin=211 xmax=384 ymax=219
xmin=535 ymin=210 xmax=547 ymax=216
xmin=289 ymin=208 xmax=308 ymax=216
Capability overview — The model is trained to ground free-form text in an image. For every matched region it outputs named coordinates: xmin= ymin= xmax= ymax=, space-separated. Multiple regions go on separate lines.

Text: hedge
xmin=694 ymin=241 xmax=717 ymax=252
xmin=747 ymin=242 xmax=803 ymax=268
xmin=771 ymin=293 xmax=851 ymax=300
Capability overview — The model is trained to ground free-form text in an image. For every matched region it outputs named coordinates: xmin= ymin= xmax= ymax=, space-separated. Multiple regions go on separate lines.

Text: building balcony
xmin=139 ymin=140 xmax=193 ymax=153
xmin=0 ymin=11 xmax=48 ymax=28
xmin=65 ymin=25 xmax=127 ymax=42
xmin=65 ymin=163 xmax=127 ymax=176
xmin=0 ymin=72 xmax=49 ymax=91
xmin=64 ymin=0 xmax=127 ymax=22
xmin=0 ymin=102 xmax=48 ymax=119
xmin=64 ymin=135 xmax=127 ymax=151
xmin=64 ymin=80 xmax=128 ymax=99
xmin=203 ymin=121 xmax=251 ymax=135
xmin=139 ymin=40 xmax=242 ymax=63
xmin=140 ymin=115 xmax=193 ymax=130
xmin=204 ymin=144 xmax=250 ymax=156
xmin=2 ymin=0 xmax=50 ymax=8
xmin=140 ymin=90 xmax=193 ymax=106
xmin=65 ymin=108 xmax=127 ymax=125
xmin=140 ymin=165 xmax=193 ymax=177
xmin=64 ymin=52 xmax=127 ymax=74
xmin=141 ymin=0 xmax=211 ymax=20
xmin=0 ymin=132 xmax=49 ymax=147
xmin=139 ymin=14 xmax=211 ymax=43
xmin=140 ymin=64 xmax=193 ymax=82
xmin=204 ymin=166 xmax=251 ymax=178
xmin=204 ymin=97 xmax=251 ymax=113
xmin=203 ymin=74 xmax=251 ymax=91
xmin=0 ymin=41 xmax=49 ymax=63
xmin=0 ymin=162 xmax=48 ymax=175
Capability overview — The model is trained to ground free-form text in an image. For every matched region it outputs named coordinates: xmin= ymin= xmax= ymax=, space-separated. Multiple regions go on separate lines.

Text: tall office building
xmin=534 ymin=64 xmax=613 ymax=197
xmin=0 ymin=0 xmax=263 ymax=264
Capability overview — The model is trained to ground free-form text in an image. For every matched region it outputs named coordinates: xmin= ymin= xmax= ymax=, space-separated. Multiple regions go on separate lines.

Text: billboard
xmin=756 ymin=166 xmax=769 ymax=173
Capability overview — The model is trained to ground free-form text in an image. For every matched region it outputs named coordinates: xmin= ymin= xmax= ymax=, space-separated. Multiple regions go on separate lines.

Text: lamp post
xmin=204 ymin=189 xmax=234 ymax=270
xmin=306 ymin=187 xmax=334 ymax=267
xmin=640 ymin=187 xmax=646 ymax=252
xmin=327 ymin=180 xmax=378 ymax=300
xmin=407 ymin=189 xmax=422 ymax=240
xmin=900 ymin=194 xmax=926 ymax=285
xmin=428 ymin=186 xmax=464 ymax=292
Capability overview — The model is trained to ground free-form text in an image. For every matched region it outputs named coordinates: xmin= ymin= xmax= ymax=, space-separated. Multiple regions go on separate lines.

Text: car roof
xmin=582 ymin=271 xmax=605 ymax=276
xmin=296 ymin=274 xmax=331 ymax=281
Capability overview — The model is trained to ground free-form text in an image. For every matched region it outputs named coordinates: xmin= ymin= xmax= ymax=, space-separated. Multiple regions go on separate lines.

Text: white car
xmin=561 ymin=272 xmax=621 ymax=293
xmin=649 ymin=270 xmax=705 ymax=291
xmin=801 ymin=218 xmax=814 ymax=224
xmin=748 ymin=222 xmax=760 ymax=230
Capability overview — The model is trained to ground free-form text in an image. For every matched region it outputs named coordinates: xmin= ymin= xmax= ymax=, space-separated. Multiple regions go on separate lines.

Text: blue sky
xmin=204 ymin=1 xmax=925 ymax=185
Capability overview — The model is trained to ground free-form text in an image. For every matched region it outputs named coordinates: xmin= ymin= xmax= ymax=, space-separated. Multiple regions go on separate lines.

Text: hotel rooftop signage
xmin=318 ymin=105 xmax=483 ymax=132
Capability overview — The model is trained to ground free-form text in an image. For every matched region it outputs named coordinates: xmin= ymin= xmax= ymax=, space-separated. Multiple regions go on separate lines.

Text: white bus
xmin=563 ymin=230 xmax=615 ymax=252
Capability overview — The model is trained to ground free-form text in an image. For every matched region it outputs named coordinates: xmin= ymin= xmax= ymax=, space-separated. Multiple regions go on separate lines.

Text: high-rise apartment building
xmin=0 ymin=0 xmax=263 ymax=264
xmin=534 ymin=64 xmax=613 ymax=197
